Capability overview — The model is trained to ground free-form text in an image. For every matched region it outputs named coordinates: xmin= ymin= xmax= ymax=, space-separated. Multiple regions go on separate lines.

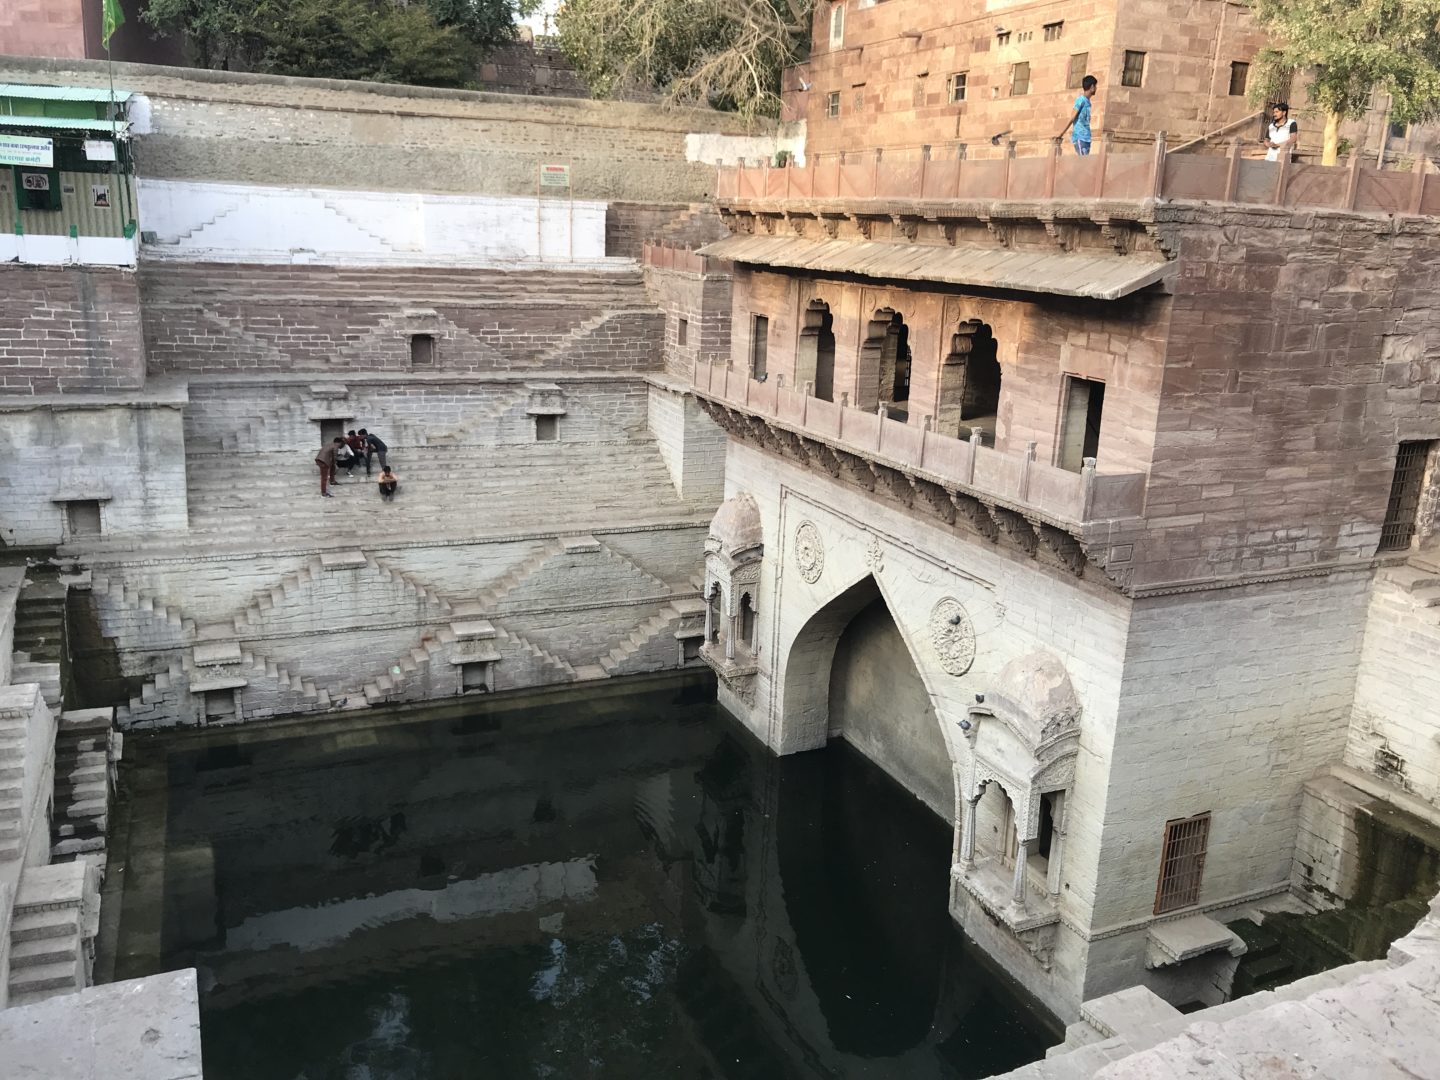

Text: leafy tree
xmin=260 ymin=0 xmax=380 ymax=82
xmin=142 ymin=0 xmax=270 ymax=69
xmin=424 ymin=0 xmax=540 ymax=49
xmin=1251 ymin=0 xmax=1440 ymax=164
xmin=556 ymin=0 xmax=813 ymax=119
xmin=373 ymin=4 xmax=477 ymax=86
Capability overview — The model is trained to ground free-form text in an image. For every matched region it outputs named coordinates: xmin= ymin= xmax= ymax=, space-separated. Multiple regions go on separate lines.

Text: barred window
xmin=1379 ymin=441 xmax=1434 ymax=552
xmin=826 ymin=91 xmax=841 ymax=118
xmin=1154 ymin=812 xmax=1210 ymax=914
xmin=1044 ymin=21 xmax=1064 ymax=41
xmin=1229 ymin=61 xmax=1249 ymax=97
xmin=948 ymin=72 xmax=967 ymax=104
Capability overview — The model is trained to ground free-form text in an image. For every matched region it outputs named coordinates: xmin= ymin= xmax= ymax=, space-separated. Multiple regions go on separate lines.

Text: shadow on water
xmin=104 ymin=673 xmax=1058 ymax=1079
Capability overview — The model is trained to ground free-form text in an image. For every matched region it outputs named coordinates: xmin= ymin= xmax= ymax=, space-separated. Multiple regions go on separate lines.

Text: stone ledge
xmin=193 ymin=641 xmax=242 ymax=666
xmin=319 ymin=550 xmax=368 ymax=571
xmin=1144 ymin=913 xmax=1246 ymax=968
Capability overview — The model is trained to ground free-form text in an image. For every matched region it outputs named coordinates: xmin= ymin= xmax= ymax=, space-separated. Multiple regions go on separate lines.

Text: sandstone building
xmin=1 ymin=0 xmax=1439 ymax=1067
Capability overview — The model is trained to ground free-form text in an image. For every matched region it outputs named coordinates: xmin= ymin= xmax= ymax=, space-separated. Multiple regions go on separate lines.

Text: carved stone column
xmin=1012 ymin=838 xmax=1031 ymax=910
xmin=726 ymin=614 xmax=737 ymax=661
xmin=960 ymin=795 xmax=981 ymax=871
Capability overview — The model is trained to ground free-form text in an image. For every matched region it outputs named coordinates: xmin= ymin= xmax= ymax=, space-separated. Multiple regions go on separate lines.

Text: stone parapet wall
xmin=607 ymin=203 xmax=729 ymax=260
xmin=137 ymin=263 xmax=664 ymax=377
xmin=0 ymin=57 xmax=743 ymax=203
xmin=641 ymin=258 xmax=734 ymax=380
xmin=0 ymin=267 xmax=146 ymax=395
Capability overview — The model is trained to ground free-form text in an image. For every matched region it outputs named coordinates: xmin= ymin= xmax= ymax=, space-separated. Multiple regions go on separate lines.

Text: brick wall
xmin=474 ymin=40 xmax=590 ymax=98
xmin=138 ymin=264 xmax=664 ymax=377
xmin=643 ymin=264 xmax=734 ymax=380
xmin=0 ymin=266 xmax=146 ymax=394
xmin=607 ymin=203 xmax=729 ymax=259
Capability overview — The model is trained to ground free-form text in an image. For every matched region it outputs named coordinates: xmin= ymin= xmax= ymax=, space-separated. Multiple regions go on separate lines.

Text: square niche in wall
xmin=65 ymin=500 xmax=102 ymax=538
xmin=535 ymin=415 xmax=559 ymax=442
xmin=461 ymin=661 xmax=492 ymax=693
xmin=204 ymin=689 xmax=237 ymax=721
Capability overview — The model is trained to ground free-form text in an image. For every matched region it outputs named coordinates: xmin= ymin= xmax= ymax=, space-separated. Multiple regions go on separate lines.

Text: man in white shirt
xmin=1264 ymin=102 xmax=1297 ymax=162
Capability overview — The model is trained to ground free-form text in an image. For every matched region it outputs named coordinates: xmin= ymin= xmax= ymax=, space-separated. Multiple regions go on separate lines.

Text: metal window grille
xmin=1380 ymin=441 xmax=1433 ymax=552
xmin=1044 ymin=21 xmax=1064 ymax=41
xmin=1154 ymin=812 xmax=1210 ymax=914
xmin=1229 ymin=61 xmax=1249 ymax=97
xmin=1011 ymin=62 xmax=1031 ymax=96
xmin=826 ymin=91 xmax=841 ymax=118
xmin=1067 ymin=53 xmax=1089 ymax=90
xmin=948 ymin=72 xmax=967 ymax=103
xmin=1122 ymin=50 xmax=1146 ymax=87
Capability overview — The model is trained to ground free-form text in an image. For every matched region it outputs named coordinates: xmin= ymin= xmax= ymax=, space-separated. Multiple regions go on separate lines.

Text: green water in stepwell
xmin=103 ymin=673 xmax=1058 ymax=1080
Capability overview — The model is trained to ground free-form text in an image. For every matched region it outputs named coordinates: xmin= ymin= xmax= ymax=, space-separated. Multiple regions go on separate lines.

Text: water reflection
xmin=106 ymin=674 xmax=1056 ymax=1078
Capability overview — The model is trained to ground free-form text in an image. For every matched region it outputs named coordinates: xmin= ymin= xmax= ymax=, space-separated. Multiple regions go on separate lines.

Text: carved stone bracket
xmin=1037 ymin=523 xmax=1086 ymax=576
xmin=980 ymin=216 xmax=1013 ymax=248
xmin=872 ymin=462 xmax=915 ymax=506
xmin=1096 ymin=217 xmax=1133 ymax=255
xmin=1041 ymin=218 xmax=1078 ymax=252
xmin=820 ymin=445 xmax=875 ymax=489
xmin=891 ymin=214 xmax=920 ymax=242
xmin=846 ymin=214 xmax=875 ymax=239
xmin=987 ymin=505 xmax=1039 ymax=556
xmin=952 ymin=492 xmax=998 ymax=542
xmin=784 ymin=212 xmax=809 ymax=237
xmin=941 ymin=222 xmax=960 ymax=247
xmin=819 ymin=214 xmax=843 ymax=239
xmin=911 ymin=477 xmax=956 ymax=524
xmin=1143 ymin=221 xmax=1181 ymax=260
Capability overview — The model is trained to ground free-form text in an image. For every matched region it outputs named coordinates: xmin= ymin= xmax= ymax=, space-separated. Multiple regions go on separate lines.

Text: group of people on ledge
xmin=314 ymin=428 xmax=398 ymax=500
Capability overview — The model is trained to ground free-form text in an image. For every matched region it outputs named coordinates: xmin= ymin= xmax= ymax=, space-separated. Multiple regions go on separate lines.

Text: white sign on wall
xmin=84 ymin=139 xmax=118 ymax=162
xmin=0 ymin=134 xmax=54 ymax=168
xmin=539 ymin=164 xmax=571 ymax=188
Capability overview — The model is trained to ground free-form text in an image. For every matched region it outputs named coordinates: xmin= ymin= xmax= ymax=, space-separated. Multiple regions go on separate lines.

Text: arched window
xmin=739 ymin=592 xmax=757 ymax=649
xmin=707 ymin=584 xmax=723 ymax=644
xmin=939 ymin=319 xmax=1001 ymax=441
xmin=797 ymin=300 xmax=837 ymax=402
xmin=861 ymin=308 xmax=912 ymax=420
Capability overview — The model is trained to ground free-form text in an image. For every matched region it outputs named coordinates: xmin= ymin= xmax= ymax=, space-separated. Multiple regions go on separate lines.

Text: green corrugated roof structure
xmin=0 ymin=84 xmax=134 ymax=102
xmin=0 ymin=84 xmax=133 ymax=136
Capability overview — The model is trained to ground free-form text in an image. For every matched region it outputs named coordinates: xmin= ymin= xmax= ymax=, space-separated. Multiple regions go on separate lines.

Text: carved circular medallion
xmin=794 ymin=521 xmax=825 ymax=584
xmin=930 ymin=598 xmax=976 ymax=676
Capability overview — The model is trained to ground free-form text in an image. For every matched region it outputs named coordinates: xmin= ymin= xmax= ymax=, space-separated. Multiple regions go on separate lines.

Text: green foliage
xmin=1251 ymin=0 xmax=1440 ymax=123
xmin=557 ymin=0 xmax=813 ymax=119
xmin=143 ymin=0 xmax=533 ymax=85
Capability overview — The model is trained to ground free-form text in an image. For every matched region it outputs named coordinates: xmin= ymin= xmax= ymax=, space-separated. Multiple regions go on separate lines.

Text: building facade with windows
xmin=676 ymin=10 xmax=1440 ymax=1017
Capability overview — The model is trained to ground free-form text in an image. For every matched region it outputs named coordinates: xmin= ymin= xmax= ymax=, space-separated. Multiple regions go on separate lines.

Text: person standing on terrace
xmin=1059 ymin=75 xmax=1098 ymax=155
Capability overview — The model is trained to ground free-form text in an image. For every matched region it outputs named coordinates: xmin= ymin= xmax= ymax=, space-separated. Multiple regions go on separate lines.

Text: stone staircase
xmin=240 ymin=647 xmax=326 ymax=708
xmin=423 ymin=387 xmax=533 ymax=447
xmin=5 ymin=862 xmax=98 ymax=1008
xmin=599 ymin=601 xmax=696 ymax=676
xmin=1379 ymin=563 xmax=1440 ymax=621
xmin=126 ymin=655 xmax=188 ymax=718
xmin=363 ymin=554 xmax=455 ymax=615
xmin=471 ymin=539 xmax=567 ymax=611
xmin=8 ymin=657 xmax=60 ymax=715
xmin=495 ymin=625 xmax=577 ymax=681
xmin=49 ymin=709 xmax=119 ymax=866
xmin=217 ymin=395 xmax=311 ymax=454
xmin=230 ymin=556 xmax=329 ymax=634
xmin=90 ymin=573 xmax=197 ymax=638
xmin=12 ymin=581 xmax=65 ymax=666
xmin=0 ymin=704 xmax=26 ymax=863
xmin=360 ymin=625 xmax=458 ymax=706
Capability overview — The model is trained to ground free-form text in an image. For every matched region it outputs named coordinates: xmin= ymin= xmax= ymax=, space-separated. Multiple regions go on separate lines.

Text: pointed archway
xmin=781 ymin=575 xmax=953 ymax=820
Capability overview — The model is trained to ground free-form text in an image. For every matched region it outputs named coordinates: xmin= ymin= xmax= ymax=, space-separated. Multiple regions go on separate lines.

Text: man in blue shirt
xmin=1060 ymin=75 xmax=1098 ymax=155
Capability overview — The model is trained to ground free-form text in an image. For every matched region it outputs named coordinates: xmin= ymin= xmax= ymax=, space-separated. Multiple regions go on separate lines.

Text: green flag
xmin=101 ymin=0 xmax=125 ymax=48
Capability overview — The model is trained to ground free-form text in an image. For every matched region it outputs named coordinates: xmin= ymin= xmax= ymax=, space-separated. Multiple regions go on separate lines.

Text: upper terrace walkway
xmin=718 ymin=135 xmax=1440 ymax=217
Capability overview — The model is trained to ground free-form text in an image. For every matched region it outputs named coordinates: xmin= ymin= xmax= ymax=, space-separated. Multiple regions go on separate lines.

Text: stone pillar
xmin=703 ymin=587 xmax=714 ymax=644
xmin=1012 ymin=837 xmax=1030 ymax=910
xmin=726 ymin=614 xmax=737 ymax=661
xmin=960 ymin=795 xmax=980 ymax=871
xmin=1048 ymin=793 xmax=1067 ymax=897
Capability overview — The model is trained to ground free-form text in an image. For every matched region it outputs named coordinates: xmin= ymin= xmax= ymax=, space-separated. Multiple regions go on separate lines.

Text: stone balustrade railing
xmin=692 ymin=361 xmax=1146 ymax=528
xmin=717 ymin=134 xmax=1440 ymax=217
xmin=641 ymin=241 xmax=729 ymax=274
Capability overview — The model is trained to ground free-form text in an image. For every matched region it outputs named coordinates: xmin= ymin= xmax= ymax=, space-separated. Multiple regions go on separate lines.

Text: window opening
xmin=739 ymin=593 xmax=756 ymax=649
xmin=798 ymin=300 xmax=836 ymax=402
xmin=461 ymin=661 xmax=492 ymax=693
xmin=683 ymin=637 xmax=702 ymax=663
xmin=534 ymin=414 xmax=559 ymax=442
xmin=827 ymin=91 xmax=841 ymax=118
xmin=319 ymin=418 xmax=345 ymax=445
xmin=1037 ymin=794 xmax=1057 ymax=860
xmin=1154 ymin=812 xmax=1211 ymax=914
xmin=1011 ymin=62 xmax=1031 ymax=96
xmin=1067 ymin=53 xmax=1090 ymax=90
xmin=948 ymin=72 xmax=967 ymax=103
xmin=940 ymin=319 xmax=1001 ymax=440
xmin=677 ymin=317 xmax=689 ymax=346
xmin=996 ymin=31 xmax=1011 ymax=46
xmin=65 ymin=501 xmax=101 ymax=538
xmin=1122 ymin=50 xmax=1146 ymax=87
xmin=1379 ymin=440 xmax=1434 ymax=551
xmin=410 ymin=333 xmax=434 ymax=368
xmin=1058 ymin=376 xmax=1105 ymax=472
xmin=829 ymin=2 xmax=845 ymax=48
xmin=1043 ymin=21 xmax=1064 ymax=41
xmin=1228 ymin=61 xmax=1249 ymax=97
xmin=707 ymin=586 xmax=722 ymax=644
xmin=750 ymin=315 xmax=769 ymax=381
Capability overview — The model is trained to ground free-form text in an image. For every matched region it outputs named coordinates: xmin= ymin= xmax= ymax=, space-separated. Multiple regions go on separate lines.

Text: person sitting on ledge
xmin=336 ymin=439 xmax=360 ymax=477
xmin=377 ymin=466 xmax=399 ymax=501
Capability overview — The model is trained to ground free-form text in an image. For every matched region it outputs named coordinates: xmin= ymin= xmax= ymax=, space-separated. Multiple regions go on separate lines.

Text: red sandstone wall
xmin=643 ymin=264 xmax=733 ymax=380
xmin=0 ymin=0 xmax=90 ymax=60
xmin=1136 ymin=211 xmax=1440 ymax=586
xmin=137 ymin=264 xmax=664 ymax=376
xmin=0 ymin=266 xmax=146 ymax=393
xmin=729 ymin=267 xmax=1168 ymax=477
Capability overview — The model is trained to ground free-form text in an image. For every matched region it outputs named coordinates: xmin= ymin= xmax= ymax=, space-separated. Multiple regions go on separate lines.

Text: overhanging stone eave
xmin=693 ymin=388 xmax=1137 ymax=540
xmin=716 ymin=194 xmax=1162 ymax=225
